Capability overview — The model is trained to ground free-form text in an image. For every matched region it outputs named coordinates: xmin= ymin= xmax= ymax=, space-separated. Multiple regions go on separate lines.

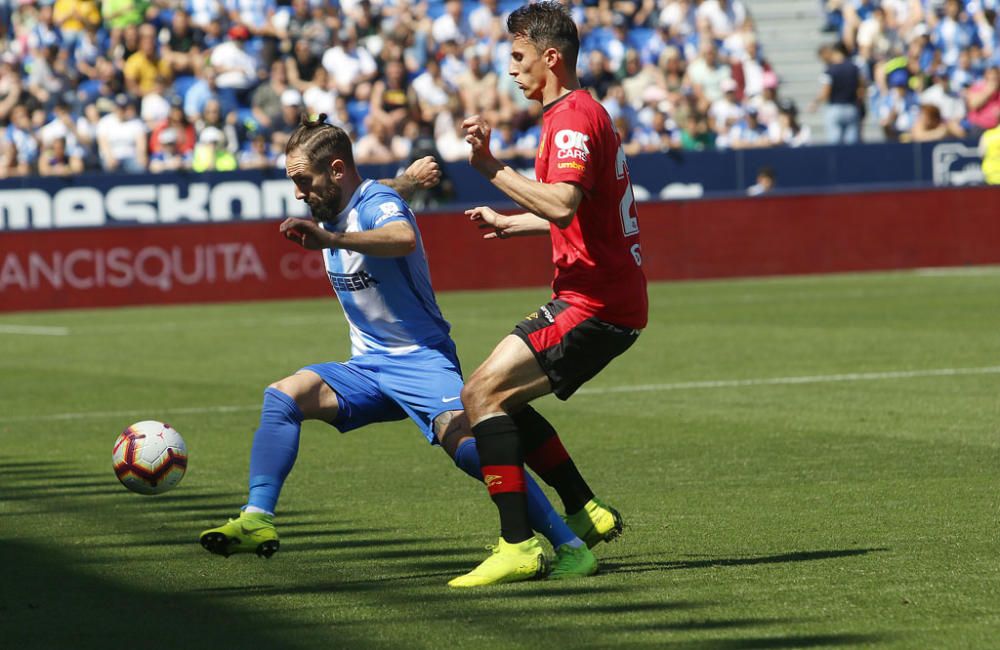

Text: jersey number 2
xmin=615 ymin=146 xmax=640 ymax=237
xmin=615 ymin=146 xmax=641 ymax=266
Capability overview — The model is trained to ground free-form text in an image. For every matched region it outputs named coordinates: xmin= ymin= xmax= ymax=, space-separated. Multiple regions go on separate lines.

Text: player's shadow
xmin=602 ymin=548 xmax=887 ymax=575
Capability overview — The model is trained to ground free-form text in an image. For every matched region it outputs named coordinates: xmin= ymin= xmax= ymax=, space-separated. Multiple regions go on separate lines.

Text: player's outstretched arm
xmin=466 ymin=207 xmax=550 ymax=239
xmin=280 ymin=218 xmax=417 ymax=257
xmin=379 ymin=156 xmax=441 ymax=201
xmin=462 ymin=115 xmax=583 ymax=228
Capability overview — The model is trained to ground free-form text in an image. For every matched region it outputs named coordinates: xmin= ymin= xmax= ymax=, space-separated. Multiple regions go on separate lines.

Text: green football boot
xmin=448 ymin=537 xmax=549 ymax=588
xmin=548 ymin=543 xmax=598 ymax=580
xmin=200 ymin=511 xmax=279 ymax=558
xmin=565 ymin=498 xmax=624 ymax=549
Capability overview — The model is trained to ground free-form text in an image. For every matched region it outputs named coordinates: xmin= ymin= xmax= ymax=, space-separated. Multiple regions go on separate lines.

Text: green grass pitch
xmin=1 ymin=269 xmax=998 ymax=649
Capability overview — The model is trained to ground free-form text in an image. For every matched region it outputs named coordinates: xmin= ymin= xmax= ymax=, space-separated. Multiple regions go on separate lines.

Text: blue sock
xmin=453 ymin=438 xmax=578 ymax=548
xmin=246 ymin=387 xmax=304 ymax=514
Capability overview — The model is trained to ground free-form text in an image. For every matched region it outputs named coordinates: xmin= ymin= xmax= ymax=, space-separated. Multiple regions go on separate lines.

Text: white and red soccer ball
xmin=112 ymin=420 xmax=188 ymax=495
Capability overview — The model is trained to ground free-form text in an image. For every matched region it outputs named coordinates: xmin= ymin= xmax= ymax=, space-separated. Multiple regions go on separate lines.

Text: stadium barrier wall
xmin=1 ymin=185 xmax=997 ymax=313
xmin=0 ymin=139 xmax=988 ymax=229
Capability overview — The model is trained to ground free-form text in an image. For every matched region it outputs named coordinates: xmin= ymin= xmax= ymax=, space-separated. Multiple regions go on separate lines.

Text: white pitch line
xmin=0 ymin=404 xmax=258 ymax=423
xmin=576 ymin=365 xmax=1000 ymax=395
xmin=0 ymin=324 xmax=70 ymax=336
xmin=4 ymin=365 xmax=1000 ymax=424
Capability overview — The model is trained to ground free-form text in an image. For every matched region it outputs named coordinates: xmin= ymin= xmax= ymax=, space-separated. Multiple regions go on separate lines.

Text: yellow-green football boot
xmin=565 ymin=498 xmax=624 ymax=549
xmin=200 ymin=511 xmax=279 ymax=558
xmin=448 ymin=537 xmax=549 ymax=588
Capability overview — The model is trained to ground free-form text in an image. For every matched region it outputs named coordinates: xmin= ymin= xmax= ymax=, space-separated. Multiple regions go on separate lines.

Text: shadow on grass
xmin=626 ymin=633 xmax=889 ymax=649
xmin=0 ymin=539 xmax=377 ymax=650
xmin=603 ymin=548 xmax=888 ymax=575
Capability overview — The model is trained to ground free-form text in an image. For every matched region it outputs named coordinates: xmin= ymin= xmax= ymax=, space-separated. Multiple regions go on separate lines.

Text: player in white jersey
xmin=199 ymin=115 xmax=597 ymax=580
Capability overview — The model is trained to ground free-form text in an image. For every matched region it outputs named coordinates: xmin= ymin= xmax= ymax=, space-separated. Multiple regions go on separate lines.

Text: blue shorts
xmin=301 ymin=345 xmax=464 ymax=444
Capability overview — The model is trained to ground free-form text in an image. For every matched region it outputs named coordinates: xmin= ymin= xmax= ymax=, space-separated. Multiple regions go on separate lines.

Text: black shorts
xmin=512 ymin=299 xmax=640 ymax=400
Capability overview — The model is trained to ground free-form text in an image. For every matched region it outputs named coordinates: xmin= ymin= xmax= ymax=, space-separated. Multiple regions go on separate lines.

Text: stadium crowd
xmin=3 ymin=0 xmax=997 ymax=178
xmin=0 ymin=0 xmax=807 ymax=178
xmin=817 ymin=0 xmax=1000 ymax=143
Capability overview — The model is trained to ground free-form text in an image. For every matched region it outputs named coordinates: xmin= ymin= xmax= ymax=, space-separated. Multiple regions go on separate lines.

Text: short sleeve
xmin=542 ymin=107 xmax=601 ymax=192
xmin=359 ymin=196 xmax=410 ymax=231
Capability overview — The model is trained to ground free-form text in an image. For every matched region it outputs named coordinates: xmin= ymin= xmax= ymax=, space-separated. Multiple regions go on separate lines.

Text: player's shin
xmin=454 ymin=439 xmax=581 ymax=549
xmin=514 ymin=405 xmax=595 ymax=515
xmin=473 ymin=415 xmax=533 ymax=543
xmin=246 ymin=387 xmax=304 ymax=515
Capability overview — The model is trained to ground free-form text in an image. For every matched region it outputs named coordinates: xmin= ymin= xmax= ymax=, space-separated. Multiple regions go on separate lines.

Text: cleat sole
xmin=256 ymin=540 xmax=280 ymax=558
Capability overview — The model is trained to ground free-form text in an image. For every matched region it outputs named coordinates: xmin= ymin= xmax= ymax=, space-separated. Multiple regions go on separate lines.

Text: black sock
xmin=473 ymin=415 xmax=532 ymax=543
xmin=514 ymin=406 xmax=594 ymax=515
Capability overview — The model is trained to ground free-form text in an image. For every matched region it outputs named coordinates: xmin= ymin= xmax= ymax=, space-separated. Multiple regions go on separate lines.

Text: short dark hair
xmin=285 ymin=113 xmax=355 ymax=170
xmin=507 ymin=1 xmax=579 ymax=71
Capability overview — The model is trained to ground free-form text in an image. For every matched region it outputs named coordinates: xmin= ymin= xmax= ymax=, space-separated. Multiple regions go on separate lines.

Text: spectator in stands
xmin=469 ymin=0 xmax=501 ymax=40
xmin=580 ymin=49 xmax=616 ymax=99
xmin=192 ymin=125 xmax=236 ymax=172
xmin=746 ymin=166 xmax=776 ymax=196
xmin=811 ymin=42 xmax=864 ymax=144
xmin=302 ymin=66 xmax=336 ymax=119
xmin=273 ymin=88 xmax=305 ymax=135
xmin=184 ymin=65 xmax=224 ymax=121
xmin=150 ymin=96 xmax=195 ymax=158
xmin=878 ymin=70 xmax=919 ymax=140
xmin=38 ymin=134 xmax=84 ymax=176
xmin=921 ymin=67 xmax=967 ymax=135
xmin=680 ymin=112 xmax=716 ymax=150
xmin=39 ymin=98 xmax=83 ymax=154
xmin=124 ymin=23 xmax=170 ymax=96
xmin=210 ymin=24 xmax=257 ymax=93
xmin=709 ymin=77 xmax=745 ymax=143
xmin=52 ymin=0 xmax=101 ymax=48
xmin=148 ymin=127 xmax=191 ymax=172
xmin=101 ymin=0 xmax=148 ymax=31
xmin=355 ymin=115 xmax=410 ymax=164
xmin=26 ymin=43 xmax=69 ymax=108
xmin=412 ymin=56 xmax=453 ymax=124
xmin=686 ymin=40 xmax=732 ymax=104
xmin=432 ymin=0 xmax=470 ymax=45
xmin=965 ymin=65 xmax=1000 ymax=136
xmin=161 ymin=9 xmax=203 ymax=77
xmin=251 ymin=59 xmax=291 ymax=132
xmin=457 ymin=46 xmax=498 ymax=122
xmin=932 ymin=0 xmax=976 ymax=68
xmin=698 ymin=0 xmax=749 ymax=41
xmin=322 ymin=26 xmax=378 ymax=100
xmin=195 ymin=97 xmax=239 ymax=153
xmin=140 ymin=76 xmax=171 ymax=128
xmin=769 ymin=100 xmax=812 ymax=147
xmin=369 ymin=58 xmax=415 ymax=136
xmin=728 ymin=106 xmax=771 ymax=149
xmin=658 ymin=0 xmax=697 ymax=40
xmin=238 ymin=132 xmax=271 ymax=170
xmin=286 ymin=36 xmax=322 ymax=92
xmin=3 ymin=103 xmax=39 ymax=176
xmin=96 ymin=93 xmax=146 ymax=172
xmin=907 ymin=103 xmax=955 ymax=142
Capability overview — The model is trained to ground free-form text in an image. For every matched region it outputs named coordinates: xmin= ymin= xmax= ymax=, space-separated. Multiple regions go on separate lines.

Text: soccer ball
xmin=112 ymin=420 xmax=188 ymax=495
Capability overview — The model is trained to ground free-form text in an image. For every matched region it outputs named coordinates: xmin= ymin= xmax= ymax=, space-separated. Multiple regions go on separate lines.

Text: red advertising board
xmin=1 ymin=186 xmax=998 ymax=313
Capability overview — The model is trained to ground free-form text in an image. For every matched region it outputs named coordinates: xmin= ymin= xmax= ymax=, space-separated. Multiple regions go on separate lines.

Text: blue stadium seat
xmin=347 ymin=99 xmax=369 ymax=134
xmin=627 ymin=28 xmax=654 ymax=51
xmin=171 ymin=75 xmax=198 ymax=101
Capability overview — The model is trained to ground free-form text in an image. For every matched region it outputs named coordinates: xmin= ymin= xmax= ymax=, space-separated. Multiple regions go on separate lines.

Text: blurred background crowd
xmin=0 ymin=0 xmax=997 ymax=178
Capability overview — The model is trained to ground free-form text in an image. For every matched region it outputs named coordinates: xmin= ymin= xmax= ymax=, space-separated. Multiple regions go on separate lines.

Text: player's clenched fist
xmin=280 ymin=217 xmax=333 ymax=250
xmin=404 ymin=155 xmax=441 ymax=189
xmin=461 ymin=115 xmax=494 ymax=168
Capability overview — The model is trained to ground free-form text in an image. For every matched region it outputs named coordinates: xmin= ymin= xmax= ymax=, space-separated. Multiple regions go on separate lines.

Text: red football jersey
xmin=535 ymin=89 xmax=648 ymax=329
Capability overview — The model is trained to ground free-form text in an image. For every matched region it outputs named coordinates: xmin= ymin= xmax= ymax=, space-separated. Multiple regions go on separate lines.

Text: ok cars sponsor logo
xmin=554 ymin=129 xmax=590 ymax=162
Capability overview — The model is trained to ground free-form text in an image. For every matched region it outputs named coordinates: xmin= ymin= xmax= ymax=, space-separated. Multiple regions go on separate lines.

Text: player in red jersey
xmin=449 ymin=1 xmax=647 ymax=587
